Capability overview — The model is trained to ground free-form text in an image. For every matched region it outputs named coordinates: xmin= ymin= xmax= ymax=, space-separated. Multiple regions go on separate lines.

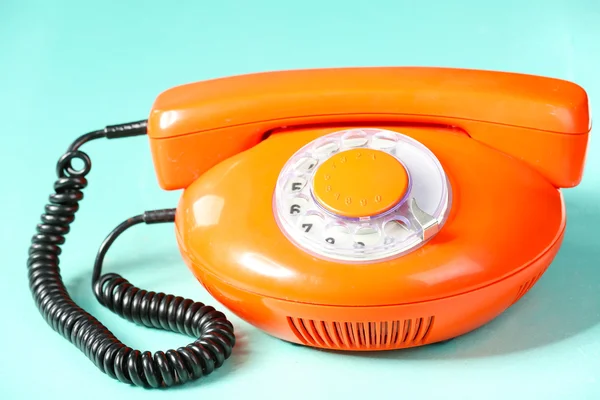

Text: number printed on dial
xmin=288 ymin=197 xmax=308 ymax=216
xmin=286 ymin=177 xmax=307 ymax=193
xmin=324 ymin=224 xmax=352 ymax=247
xmin=298 ymin=214 xmax=324 ymax=239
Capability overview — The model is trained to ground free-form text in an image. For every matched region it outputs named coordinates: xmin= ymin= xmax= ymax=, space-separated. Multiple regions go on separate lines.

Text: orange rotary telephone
xmin=28 ymin=67 xmax=591 ymax=388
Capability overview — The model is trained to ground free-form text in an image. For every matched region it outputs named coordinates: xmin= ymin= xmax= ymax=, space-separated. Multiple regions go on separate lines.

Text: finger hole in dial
xmin=353 ymin=225 xmax=381 ymax=248
xmin=383 ymin=218 xmax=412 ymax=243
xmin=341 ymin=130 xmax=368 ymax=148
xmin=323 ymin=223 xmax=352 ymax=247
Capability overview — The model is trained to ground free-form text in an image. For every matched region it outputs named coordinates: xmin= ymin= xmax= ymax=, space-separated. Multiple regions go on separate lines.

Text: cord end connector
xmin=143 ymin=208 xmax=176 ymax=224
xmin=105 ymin=120 xmax=148 ymax=139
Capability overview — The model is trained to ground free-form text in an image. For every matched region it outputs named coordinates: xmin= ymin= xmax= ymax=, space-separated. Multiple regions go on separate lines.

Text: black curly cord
xmin=26 ymin=121 xmax=235 ymax=388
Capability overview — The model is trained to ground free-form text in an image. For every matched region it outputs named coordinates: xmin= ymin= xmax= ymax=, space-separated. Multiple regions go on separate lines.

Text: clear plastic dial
xmin=273 ymin=128 xmax=452 ymax=262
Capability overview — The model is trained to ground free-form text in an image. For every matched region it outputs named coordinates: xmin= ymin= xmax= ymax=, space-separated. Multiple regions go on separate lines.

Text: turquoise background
xmin=2 ymin=0 xmax=600 ymax=398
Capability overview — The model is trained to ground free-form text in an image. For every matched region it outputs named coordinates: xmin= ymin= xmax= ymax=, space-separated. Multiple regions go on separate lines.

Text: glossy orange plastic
xmin=147 ymin=67 xmax=590 ymax=190
xmin=146 ymin=67 xmax=591 ymax=351
xmin=312 ymin=148 xmax=409 ymax=218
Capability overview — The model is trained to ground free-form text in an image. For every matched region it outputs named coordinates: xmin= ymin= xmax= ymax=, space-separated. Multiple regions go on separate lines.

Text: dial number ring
xmin=273 ymin=128 xmax=451 ymax=263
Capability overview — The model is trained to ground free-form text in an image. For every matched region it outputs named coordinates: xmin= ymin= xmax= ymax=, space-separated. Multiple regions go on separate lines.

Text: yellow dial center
xmin=312 ymin=148 xmax=409 ymax=218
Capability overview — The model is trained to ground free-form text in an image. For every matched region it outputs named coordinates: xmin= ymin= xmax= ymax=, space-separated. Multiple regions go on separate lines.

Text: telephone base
xmin=185 ymin=234 xmax=560 ymax=352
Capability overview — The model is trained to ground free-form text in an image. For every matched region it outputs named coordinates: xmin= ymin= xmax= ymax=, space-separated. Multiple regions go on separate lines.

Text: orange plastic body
xmin=147 ymin=67 xmax=591 ymax=350
xmin=147 ymin=67 xmax=590 ymax=191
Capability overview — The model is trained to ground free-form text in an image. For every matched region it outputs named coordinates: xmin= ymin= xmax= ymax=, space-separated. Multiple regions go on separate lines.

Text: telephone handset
xmin=28 ymin=67 xmax=591 ymax=388
xmin=148 ymin=67 xmax=589 ymax=190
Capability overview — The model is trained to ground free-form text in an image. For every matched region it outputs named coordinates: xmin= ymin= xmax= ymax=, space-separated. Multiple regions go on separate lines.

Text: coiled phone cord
xmin=26 ymin=120 xmax=235 ymax=388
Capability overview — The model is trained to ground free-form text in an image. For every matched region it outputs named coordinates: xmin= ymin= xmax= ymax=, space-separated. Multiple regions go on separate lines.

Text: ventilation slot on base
xmin=287 ymin=316 xmax=435 ymax=350
xmin=512 ymin=266 xmax=549 ymax=305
